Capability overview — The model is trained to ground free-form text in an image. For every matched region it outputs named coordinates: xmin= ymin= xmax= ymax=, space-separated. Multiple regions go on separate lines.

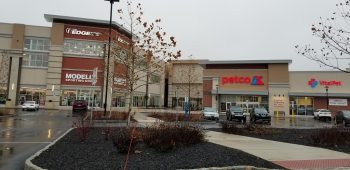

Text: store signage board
xmin=308 ymin=78 xmax=342 ymax=88
xmin=221 ymin=76 xmax=264 ymax=86
xmin=329 ymin=99 xmax=348 ymax=106
xmin=65 ymin=73 xmax=93 ymax=83
xmin=65 ymin=27 xmax=102 ymax=37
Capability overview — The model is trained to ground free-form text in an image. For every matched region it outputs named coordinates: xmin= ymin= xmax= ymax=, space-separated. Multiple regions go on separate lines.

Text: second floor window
xmin=23 ymin=53 xmax=49 ymax=68
xmin=24 ymin=38 xmax=50 ymax=51
xmin=64 ymin=39 xmax=104 ymax=56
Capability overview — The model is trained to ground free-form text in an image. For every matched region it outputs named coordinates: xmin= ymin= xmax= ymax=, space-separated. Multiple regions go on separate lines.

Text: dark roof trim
xmin=44 ymin=14 xmax=131 ymax=37
xmin=199 ymin=59 xmax=292 ymax=65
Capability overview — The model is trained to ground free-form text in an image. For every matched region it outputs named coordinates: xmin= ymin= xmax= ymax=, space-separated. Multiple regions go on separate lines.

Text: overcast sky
xmin=0 ymin=0 xmax=345 ymax=71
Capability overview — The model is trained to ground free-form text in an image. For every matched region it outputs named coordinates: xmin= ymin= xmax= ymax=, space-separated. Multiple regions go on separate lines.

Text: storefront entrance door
xmin=226 ymin=102 xmax=231 ymax=111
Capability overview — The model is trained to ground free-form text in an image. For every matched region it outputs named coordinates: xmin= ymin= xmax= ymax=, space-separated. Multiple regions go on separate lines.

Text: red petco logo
xmin=221 ymin=76 xmax=264 ymax=85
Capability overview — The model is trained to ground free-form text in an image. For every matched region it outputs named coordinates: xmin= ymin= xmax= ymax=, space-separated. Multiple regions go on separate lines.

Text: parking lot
xmin=0 ymin=109 xmax=74 ymax=170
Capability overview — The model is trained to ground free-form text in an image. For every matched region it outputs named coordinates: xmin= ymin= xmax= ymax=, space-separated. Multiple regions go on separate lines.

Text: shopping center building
xmin=1 ymin=14 xmax=350 ymax=115
xmin=166 ymin=60 xmax=350 ymax=116
xmin=0 ymin=14 xmax=164 ymax=109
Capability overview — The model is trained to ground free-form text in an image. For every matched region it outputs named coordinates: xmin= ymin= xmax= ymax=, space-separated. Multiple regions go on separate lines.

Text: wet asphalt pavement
xmin=0 ymin=109 xmax=75 ymax=170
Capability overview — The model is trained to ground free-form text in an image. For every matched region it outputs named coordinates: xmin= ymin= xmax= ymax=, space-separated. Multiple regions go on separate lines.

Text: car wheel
xmin=343 ymin=120 xmax=347 ymax=127
xmin=317 ymin=116 xmax=319 ymax=120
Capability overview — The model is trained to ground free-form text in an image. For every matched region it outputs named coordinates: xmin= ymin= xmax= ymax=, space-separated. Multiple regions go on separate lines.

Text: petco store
xmin=201 ymin=60 xmax=291 ymax=115
xmin=289 ymin=71 xmax=350 ymax=116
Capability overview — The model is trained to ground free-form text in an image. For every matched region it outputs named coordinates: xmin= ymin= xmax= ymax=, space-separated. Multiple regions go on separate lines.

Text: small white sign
xmin=329 ymin=99 xmax=348 ymax=106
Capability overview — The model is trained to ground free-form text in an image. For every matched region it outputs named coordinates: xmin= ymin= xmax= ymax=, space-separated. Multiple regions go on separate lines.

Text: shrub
xmin=221 ymin=121 xmax=240 ymax=134
xmin=91 ymin=111 xmax=129 ymax=120
xmin=148 ymin=112 xmax=203 ymax=122
xmin=112 ymin=127 xmax=138 ymax=153
xmin=311 ymin=127 xmax=350 ymax=146
xmin=142 ymin=123 xmax=205 ymax=152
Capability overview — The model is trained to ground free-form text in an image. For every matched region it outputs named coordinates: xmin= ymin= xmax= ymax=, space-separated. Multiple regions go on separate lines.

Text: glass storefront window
xmin=171 ymin=97 xmax=202 ymax=110
xmin=19 ymin=87 xmax=46 ymax=105
xmin=219 ymin=95 xmax=268 ymax=112
xmin=290 ymin=96 xmax=314 ymax=116
xmin=60 ymin=89 xmax=101 ymax=107
xmin=112 ymin=91 xmax=126 ymax=107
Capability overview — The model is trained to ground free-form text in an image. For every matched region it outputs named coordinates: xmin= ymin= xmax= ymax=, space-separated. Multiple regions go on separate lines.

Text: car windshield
xmin=24 ymin=101 xmax=35 ymax=104
xmin=204 ymin=107 xmax=215 ymax=112
xmin=343 ymin=111 xmax=350 ymax=116
xmin=255 ymin=108 xmax=268 ymax=113
xmin=230 ymin=107 xmax=243 ymax=112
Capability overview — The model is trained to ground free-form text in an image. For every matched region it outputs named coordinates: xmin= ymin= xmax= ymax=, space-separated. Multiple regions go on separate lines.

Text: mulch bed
xmin=148 ymin=112 xmax=204 ymax=122
xmin=32 ymin=128 xmax=283 ymax=170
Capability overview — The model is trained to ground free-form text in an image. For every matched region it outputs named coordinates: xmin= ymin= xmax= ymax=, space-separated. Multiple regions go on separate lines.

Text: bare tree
xmin=112 ymin=1 xmax=181 ymax=121
xmin=296 ymin=0 xmax=350 ymax=73
xmin=0 ymin=51 xmax=10 ymax=100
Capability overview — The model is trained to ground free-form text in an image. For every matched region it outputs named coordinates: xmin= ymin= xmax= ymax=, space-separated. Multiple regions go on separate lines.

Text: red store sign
xmin=61 ymin=70 xmax=102 ymax=86
xmin=221 ymin=76 xmax=264 ymax=85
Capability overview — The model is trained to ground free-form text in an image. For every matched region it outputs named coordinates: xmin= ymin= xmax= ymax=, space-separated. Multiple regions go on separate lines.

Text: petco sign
xmin=308 ymin=78 xmax=342 ymax=88
xmin=221 ymin=76 xmax=264 ymax=86
xmin=65 ymin=28 xmax=102 ymax=37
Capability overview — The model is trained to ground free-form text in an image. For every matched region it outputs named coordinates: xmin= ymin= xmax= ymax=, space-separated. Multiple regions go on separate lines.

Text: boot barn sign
xmin=61 ymin=70 xmax=102 ymax=86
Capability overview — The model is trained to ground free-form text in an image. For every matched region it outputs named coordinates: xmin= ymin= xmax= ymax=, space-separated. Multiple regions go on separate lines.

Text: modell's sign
xmin=221 ymin=76 xmax=264 ymax=85
xmin=65 ymin=28 xmax=102 ymax=37
xmin=308 ymin=78 xmax=342 ymax=88
xmin=65 ymin=73 xmax=93 ymax=83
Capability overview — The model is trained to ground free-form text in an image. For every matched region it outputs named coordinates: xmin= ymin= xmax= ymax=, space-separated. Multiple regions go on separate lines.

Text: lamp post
xmin=216 ymin=84 xmax=219 ymax=113
xmin=103 ymin=0 xmax=119 ymax=116
xmin=325 ymin=85 xmax=329 ymax=110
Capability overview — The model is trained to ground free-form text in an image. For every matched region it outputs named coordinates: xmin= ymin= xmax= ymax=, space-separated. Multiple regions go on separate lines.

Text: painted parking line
xmin=0 ymin=142 xmax=51 ymax=144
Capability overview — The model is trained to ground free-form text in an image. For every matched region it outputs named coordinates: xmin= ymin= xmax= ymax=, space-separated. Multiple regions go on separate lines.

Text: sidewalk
xmin=206 ymin=131 xmax=350 ymax=169
xmin=133 ymin=112 xmax=163 ymax=126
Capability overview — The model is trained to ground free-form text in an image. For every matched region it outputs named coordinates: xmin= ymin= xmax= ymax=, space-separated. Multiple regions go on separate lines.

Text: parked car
xmin=250 ymin=107 xmax=271 ymax=124
xmin=335 ymin=110 xmax=350 ymax=127
xmin=226 ymin=106 xmax=246 ymax=123
xmin=313 ymin=109 xmax=332 ymax=121
xmin=22 ymin=101 xmax=39 ymax=111
xmin=297 ymin=106 xmax=306 ymax=115
xmin=202 ymin=107 xmax=219 ymax=120
xmin=72 ymin=100 xmax=88 ymax=112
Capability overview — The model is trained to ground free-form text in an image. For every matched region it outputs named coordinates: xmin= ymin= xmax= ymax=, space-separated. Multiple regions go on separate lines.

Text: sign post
xmin=184 ymin=96 xmax=189 ymax=121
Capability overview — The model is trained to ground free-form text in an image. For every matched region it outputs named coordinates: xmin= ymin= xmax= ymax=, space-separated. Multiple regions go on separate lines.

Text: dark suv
xmin=72 ymin=100 xmax=88 ymax=112
xmin=250 ymin=107 xmax=271 ymax=124
xmin=226 ymin=106 xmax=246 ymax=123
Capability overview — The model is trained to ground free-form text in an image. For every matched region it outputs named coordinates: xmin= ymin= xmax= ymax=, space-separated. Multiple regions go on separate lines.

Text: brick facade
xmin=203 ymin=79 xmax=212 ymax=107
xmin=314 ymin=97 xmax=350 ymax=116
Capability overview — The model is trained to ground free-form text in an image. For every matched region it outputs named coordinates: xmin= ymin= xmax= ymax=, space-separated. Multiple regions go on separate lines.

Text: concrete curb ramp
xmin=24 ymin=128 xmax=74 ymax=170
xmin=206 ymin=131 xmax=350 ymax=170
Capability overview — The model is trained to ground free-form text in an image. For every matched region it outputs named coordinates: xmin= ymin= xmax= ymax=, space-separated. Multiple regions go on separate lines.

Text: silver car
xmin=22 ymin=101 xmax=39 ymax=111
xmin=202 ymin=107 xmax=219 ymax=120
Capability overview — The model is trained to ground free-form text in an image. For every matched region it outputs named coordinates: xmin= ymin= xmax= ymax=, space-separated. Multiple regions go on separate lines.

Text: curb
xmin=24 ymin=128 xmax=74 ymax=170
xmin=179 ymin=166 xmax=281 ymax=170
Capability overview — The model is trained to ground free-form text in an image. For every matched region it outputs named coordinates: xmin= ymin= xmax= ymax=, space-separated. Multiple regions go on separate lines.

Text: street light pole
xmin=325 ymin=86 xmax=329 ymax=110
xmin=104 ymin=0 xmax=119 ymax=116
